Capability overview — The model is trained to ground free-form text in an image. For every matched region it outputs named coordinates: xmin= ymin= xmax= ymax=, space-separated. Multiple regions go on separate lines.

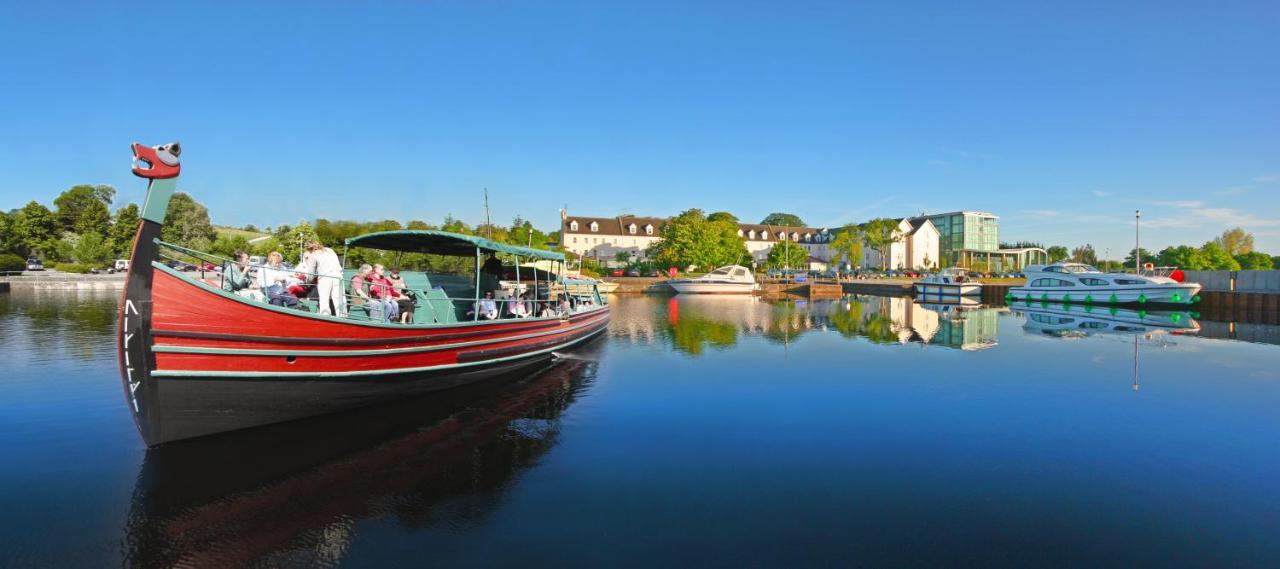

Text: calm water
xmin=2 ymin=290 xmax=1279 ymax=568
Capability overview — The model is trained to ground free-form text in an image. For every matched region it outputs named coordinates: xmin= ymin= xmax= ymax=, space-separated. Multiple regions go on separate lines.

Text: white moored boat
xmin=914 ymin=267 xmax=982 ymax=297
xmin=1009 ymin=262 xmax=1201 ymax=305
xmin=669 ymin=265 xmax=758 ymax=294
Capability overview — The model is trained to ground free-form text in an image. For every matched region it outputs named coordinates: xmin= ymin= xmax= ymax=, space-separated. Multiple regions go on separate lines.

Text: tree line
xmin=1044 ymin=228 xmax=1276 ymax=272
xmin=3 ymin=184 xmax=562 ymax=273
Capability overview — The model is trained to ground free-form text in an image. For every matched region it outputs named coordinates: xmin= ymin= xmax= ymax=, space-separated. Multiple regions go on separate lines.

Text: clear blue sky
xmin=1 ymin=0 xmax=1276 ymax=256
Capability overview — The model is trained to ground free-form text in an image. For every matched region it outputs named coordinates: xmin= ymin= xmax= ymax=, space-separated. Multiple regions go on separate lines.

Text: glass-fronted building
xmin=924 ymin=211 xmax=1048 ymax=271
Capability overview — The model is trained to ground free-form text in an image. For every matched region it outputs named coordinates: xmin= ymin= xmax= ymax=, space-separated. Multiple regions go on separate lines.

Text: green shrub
xmin=0 ymin=253 xmax=24 ymax=272
xmin=53 ymin=262 xmax=94 ymax=274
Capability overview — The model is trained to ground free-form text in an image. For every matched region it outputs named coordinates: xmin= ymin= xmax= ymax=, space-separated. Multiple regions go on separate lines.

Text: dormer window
xmin=645 ymin=224 xmax=654 ymax=235
xmin=736 ymin=229 xmax=744 ymax=237
xmin=777 ymin=231 xmax=785 ymax=240
xmin=569 ymin=220 xmax=578 ymax=231
xmin=589 ymin=221 xmax=599 ymax=233
xmin=628 ymin=223 xmax=637 ymax=235
xmin=804 ymin=233 xmax=812 ymax=242
xmin=790 ymin=232 xmax=799 ymax=241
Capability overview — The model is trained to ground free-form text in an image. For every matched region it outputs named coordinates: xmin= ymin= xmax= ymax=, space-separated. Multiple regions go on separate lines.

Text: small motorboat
xmin=913 ymin=267 xmax=982 ymax=296
xmin=1009 ymin=262 xmax=1200 ymax=305
xmin=668 ymin=265 xmax=758 ymax=294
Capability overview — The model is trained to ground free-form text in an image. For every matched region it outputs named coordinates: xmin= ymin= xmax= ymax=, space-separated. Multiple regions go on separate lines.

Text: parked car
xmin=26 ymin=257 xmax=43 ymax=271
xmin=165 ymin=259 xmax=197 ymax=271
xmin=627 ymin=268 xmax=641 ymax=277
xmin=611 ymin=269 xmax=625 ymax=277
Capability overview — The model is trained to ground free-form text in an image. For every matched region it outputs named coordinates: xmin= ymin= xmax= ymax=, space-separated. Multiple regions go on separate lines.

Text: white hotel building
xmin=560 ymin=211 xmax=945 ymax=271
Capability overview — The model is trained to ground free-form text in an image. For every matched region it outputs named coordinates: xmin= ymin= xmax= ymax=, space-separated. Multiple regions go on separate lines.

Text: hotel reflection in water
xmin=609 ymin=295 xmax=1005 ymax=353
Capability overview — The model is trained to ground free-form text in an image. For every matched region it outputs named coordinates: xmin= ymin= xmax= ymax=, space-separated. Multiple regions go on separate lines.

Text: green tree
xmin=829 ymin=224 xmax=863 ymax=268
xmin=766 ymin=240 xmax=807 ymax=269
xmin=1156 ymin=245 xmax=1209 ymax=270
xmin=1046 ymin=246 xmax=1069 ymax=262
xmin=53 ymin=184 xmax=114 ymax=236
xmin=161 ymin=192 xmax=216 ymax=249
xmin=1070 ymin=244 xmax=1098 ymax=264
xmin=859 ymin=218 xmax=901 ymax=269
xmin=1234 ymin=251 xmax=1274 ymax=270
xmin=1212 ymin=227 xmax=1254 ymax=256
xmin=0 ymin=212 xmax=20 ymax=254
xmin=14 ymin=201 xmax=57 ymax=257
xmin=1200 ymin=241 xmax=1241 ymax=271
xmin=209 ymin=234 xmax=252 ymax=258
xmin=1123 ymin=247 xmax=1155 ymax=269
xmin=707 ymin=211 xmax=739 ymax=224
xmin=71 ymin=231 xmax=113 ymax=265
xmin=243 ymin=224 xmax=259 ymax=233
xmin=407 ymin=219 xmax=434 ymax=230
xmin=648 ymin=209 xmax=748 ymax=271
xmin=108 ymin=203 xmax=140 ymax=258
xmin=760 ymin=212 xmax=805 ymax=227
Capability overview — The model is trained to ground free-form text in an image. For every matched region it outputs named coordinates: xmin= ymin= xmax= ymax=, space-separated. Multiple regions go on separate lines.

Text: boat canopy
xmin=345 ymin=230 xmax=565 ymax=261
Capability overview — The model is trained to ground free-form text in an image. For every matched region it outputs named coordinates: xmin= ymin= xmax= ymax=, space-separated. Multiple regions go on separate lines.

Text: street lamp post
xmin=1134 ymin=210 xmax=1141 ymax=274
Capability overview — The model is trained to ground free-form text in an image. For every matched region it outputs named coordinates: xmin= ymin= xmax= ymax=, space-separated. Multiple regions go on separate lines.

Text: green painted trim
xmin=141 ymin=178 xmax=178 ymax=224
xmin=153 ymin=315 xmax=607 ymax=357
xmin=151 ymin=325 xmax=607 ymax=378
xmin=150 ymin=262 xmax=607 ymax=330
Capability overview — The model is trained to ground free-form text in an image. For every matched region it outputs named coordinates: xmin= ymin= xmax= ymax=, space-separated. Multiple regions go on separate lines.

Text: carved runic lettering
xmin=123 ymin=297 xmax=141 ymax=414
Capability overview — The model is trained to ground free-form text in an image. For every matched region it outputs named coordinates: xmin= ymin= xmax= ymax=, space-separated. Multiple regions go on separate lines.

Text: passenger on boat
xmin=508 ymin=292 xmax=531 ymax=318
xmin=467 ymin=290 xmax=499 ymax=320
xmin=385 ymin=268 xmax=415 ymax=324
xmin=352 ymin=264 xmax=398 ymax=322
xmin=258 ymin=251 xmax=299 ymax=308
xmin=371 ymin=264 xmax=414 ymax=324
xmin=222 ymin=251 xmax=265 ymax=302
xmin=302 ymin=241 xmax=346 ymax=317
xmin=480 ymin=253 xmax=503 ymax=291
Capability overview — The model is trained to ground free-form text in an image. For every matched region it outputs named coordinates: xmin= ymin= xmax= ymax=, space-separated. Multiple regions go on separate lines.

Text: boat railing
xmin=153 ymin=240 xmax=603 ymax=324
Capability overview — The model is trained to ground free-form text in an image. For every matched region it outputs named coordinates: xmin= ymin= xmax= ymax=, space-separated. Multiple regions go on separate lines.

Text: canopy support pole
xmin=473 ymin=247 xmax=481 ymax=321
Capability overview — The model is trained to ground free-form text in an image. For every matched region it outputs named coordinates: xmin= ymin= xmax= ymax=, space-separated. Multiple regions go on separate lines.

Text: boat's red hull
xmin=125 ymin=265 xmax=609 ymax=446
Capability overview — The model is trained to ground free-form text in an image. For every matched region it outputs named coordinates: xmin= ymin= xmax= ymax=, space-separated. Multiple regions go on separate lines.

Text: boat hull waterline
xmin=1007 ymin=284 xmax=1201 ymax=305
xmin=913 ymin=283 xmax=982 ymax=297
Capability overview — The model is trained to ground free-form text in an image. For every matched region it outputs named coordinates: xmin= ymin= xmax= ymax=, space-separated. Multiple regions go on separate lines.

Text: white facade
xmin=858 ymin=218 xmax=940 ymax=270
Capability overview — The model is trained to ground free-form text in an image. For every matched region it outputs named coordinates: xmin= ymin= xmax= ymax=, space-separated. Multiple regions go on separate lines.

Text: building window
xmin=645 ymin=224 xmax=654 ymax=235
xmin=628 ymin=224 xmax=637 ymax=234
xmin=737 ymin=229 xmax=744 ymax=237
xmin=569 ymin=220 xmax=578 ymax=231
xmin=572 ymin=237 xmax=577 ymax=244
xmin=589 ymin=222 xmax=598 ymax=233
xmin=749 ymin=230 xmax=756 ymax=239
xmin=777 ymin=231 xmax=785 ymax=240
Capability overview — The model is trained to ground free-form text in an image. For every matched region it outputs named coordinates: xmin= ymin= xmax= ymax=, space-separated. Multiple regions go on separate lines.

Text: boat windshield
xmin=707 ymin=267 xmax=734 ymax=277
xmin=1062 ymin=264 xmax=1099 ymax=273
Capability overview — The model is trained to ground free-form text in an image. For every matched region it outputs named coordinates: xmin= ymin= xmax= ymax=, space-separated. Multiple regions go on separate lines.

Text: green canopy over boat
xmin=345 ymin=230 xmax=565 ymax=262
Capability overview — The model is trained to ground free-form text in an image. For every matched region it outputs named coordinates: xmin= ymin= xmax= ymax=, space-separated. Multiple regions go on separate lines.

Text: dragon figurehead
xmin=131 ymin=142 xmax=182 ymax=179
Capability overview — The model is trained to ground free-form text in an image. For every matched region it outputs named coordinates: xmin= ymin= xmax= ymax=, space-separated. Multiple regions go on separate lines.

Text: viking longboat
xmin=119 ymin=142 xmax=609 ymax=446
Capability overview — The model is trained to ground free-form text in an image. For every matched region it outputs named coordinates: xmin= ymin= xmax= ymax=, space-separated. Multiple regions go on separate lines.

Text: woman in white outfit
xmin=302 ymin=240 xmax=347 ymax=316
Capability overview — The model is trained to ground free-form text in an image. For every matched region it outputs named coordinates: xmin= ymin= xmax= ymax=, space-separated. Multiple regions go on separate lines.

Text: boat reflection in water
xmin=121 ymin=345 xmax=601 ymax=568
xmin=1017 ymin=302 xmax=1200 ymax=339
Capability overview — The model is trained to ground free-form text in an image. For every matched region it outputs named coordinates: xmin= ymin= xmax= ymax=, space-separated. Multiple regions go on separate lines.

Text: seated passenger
xmin=467 ymin=290 xmax=499 ymax=320
xmin=508 ymin=293 xmax=531 ymax=318
xmin=366 ymin=264 xmax=406 ymax=323
xmin=385 ymin=268 xmax=415 ymax=324
xmin=352 ymin=264 xmax=396 ymax=321
xmin=223 ymin=250 xmax=265 ymax=302
xmin=259 ymin=251 xmax=299 ymax=308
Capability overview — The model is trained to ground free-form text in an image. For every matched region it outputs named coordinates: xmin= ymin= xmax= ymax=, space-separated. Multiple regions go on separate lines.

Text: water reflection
xmin=607 ymin=293 xmax=1265 ymax=355
xmin=120 ymin=351 xmax=600 ymax=568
